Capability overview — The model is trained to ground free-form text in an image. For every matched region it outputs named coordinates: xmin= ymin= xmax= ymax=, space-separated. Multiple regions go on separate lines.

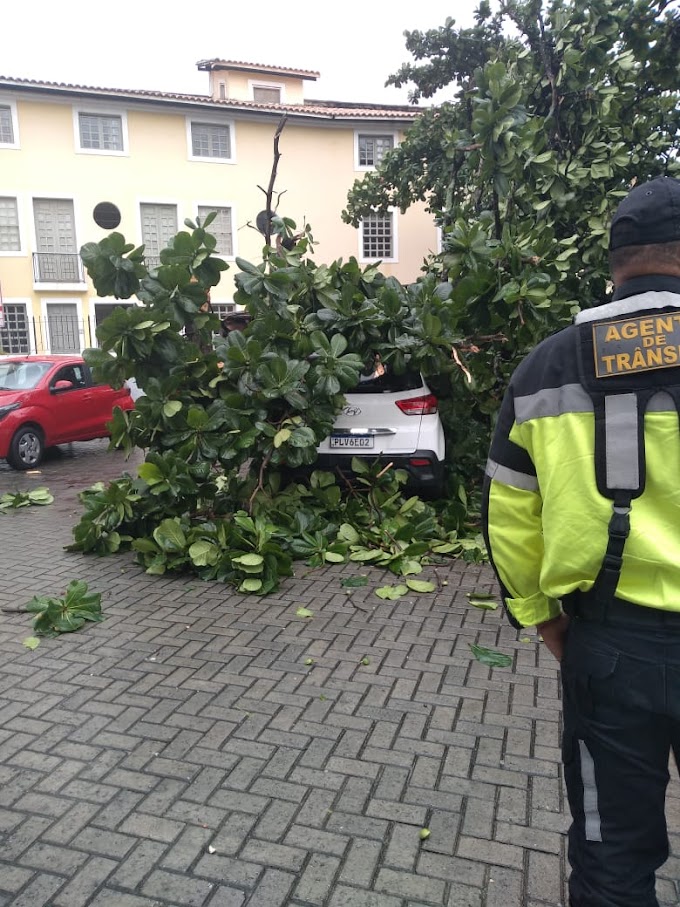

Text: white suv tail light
xmin=395 ymin=393 xmax=438 ymax=416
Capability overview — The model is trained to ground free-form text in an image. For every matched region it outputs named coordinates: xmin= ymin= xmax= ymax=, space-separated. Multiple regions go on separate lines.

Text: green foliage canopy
xmin=72 ymin=217 xmax=484 ymax=594
xmin=343 ymin=0 xmax=680 ymax=472
xmin=71 ymin=0 xmax=680 ymax=594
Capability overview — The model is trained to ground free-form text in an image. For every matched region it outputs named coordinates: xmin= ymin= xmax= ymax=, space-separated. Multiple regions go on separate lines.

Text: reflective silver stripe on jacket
xmin=514 ymin=384 xmax=593 ymax=424
xmin=486 ymin=459 xmax=539 ymax=492
xmin=605 ymin=394 xmax=639 ymax=490
xmin=575 ymin=292 xmax=680 ymax=324
xmin=515 ymin=386 xmax=676 ymax=425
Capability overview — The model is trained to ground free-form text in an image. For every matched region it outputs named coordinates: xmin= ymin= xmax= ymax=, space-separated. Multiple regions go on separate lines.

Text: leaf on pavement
xmin=468 ymin=595 xmax=498 ymax=610
xmin=341 ymin=575 xmax=368 ymax=588
xmin=405 ymin=579 xmax=436 ymax=593
xmin=469 ymin=643 xmax=512 ymax=668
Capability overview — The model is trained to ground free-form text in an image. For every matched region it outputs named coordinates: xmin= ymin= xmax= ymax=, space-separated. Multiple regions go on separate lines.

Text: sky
xmin=4 ymin=0 xmax=480 ymax=106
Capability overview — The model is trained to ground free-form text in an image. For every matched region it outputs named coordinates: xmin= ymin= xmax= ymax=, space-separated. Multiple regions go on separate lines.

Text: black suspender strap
xmin=589 ymin=491 xmax=633 ymax=603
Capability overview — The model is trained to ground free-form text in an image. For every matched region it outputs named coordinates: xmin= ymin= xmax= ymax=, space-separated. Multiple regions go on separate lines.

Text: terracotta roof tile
xmin=196 ymin=58 xmax=320 ymax=79
xmin=0 ymin=75 xmax=421 ymax=120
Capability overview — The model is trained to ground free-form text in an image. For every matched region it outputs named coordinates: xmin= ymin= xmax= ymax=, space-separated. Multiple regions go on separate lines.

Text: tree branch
xmin=261 ymin=115 xmax=288 ymax=246
xmin=248 ymin=451 xmax=273 ymax=514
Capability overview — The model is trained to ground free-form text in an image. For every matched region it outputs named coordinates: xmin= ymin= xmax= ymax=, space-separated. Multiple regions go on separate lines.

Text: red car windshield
xmin=0 ymin=361 xmax=52 ymax=390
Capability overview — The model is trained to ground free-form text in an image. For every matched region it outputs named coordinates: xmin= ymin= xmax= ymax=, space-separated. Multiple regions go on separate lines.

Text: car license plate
xmin=330 ymin=435 xmax=374 ymax=449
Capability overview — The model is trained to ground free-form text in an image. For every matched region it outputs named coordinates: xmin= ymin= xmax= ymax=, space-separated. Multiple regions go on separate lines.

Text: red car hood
xmin=0 ymin=390 xmax=25 ymax=406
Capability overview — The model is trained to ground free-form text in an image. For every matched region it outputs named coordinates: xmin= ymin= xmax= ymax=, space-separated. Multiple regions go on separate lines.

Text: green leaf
xmin=323 ymin=551 xmax=345 ymax=563
xmin=398 ymin=560 xmax=423 ymax=577
xmin=153 ymin=519 xmax=187 ymax=552
xmin=273 ymin=428 xmax=292 ymax=448
xmin=468 ymin=595 xmax=498 ymax=610
xmin=431 ymin=542 xmax=459 ymax=554
xmin=349 ymin=548 xmax=385 ymax=562
xmin=1 ymin=488 xmax=54 ymax=509
xmin=375 ymin=584 xmax=409 ymax=600
xmin=27 ymin=487 xmax=54 ymax=506
xmin=239 ymin=578 xmax=263 ymax=592
xmin=138 ymin=463 xmax=164 ymax=486
xmin=338 ymin=523 xmax=360 ymax=544
xmin=22 ymin=637 xmax=40 ymax=650
xmin=340 ymin=575 xmax=368 ymax=588
xmin=27 ymin=581 xmax=103 ymax=637
xmin=232 ymin=553 xmax=264 ymax=567
xmin=330 ymin=333 xmax=348 ymax=356
xmin=163 ymin=400 xmax=182 ymax=418
xmin=189 ymin=540 xmax=220 ymax=567
xmin=296 ymin=607 xmax=314 ymax=618
xmin=469 ymin=644 xmax=513 ymax=668
xmin=405 ymin=579 xmax=436 ymax=593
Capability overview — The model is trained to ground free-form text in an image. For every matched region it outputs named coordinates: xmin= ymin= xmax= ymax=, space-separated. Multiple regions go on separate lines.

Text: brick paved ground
xmin=0 ymin=440 xmax=678 ymax=907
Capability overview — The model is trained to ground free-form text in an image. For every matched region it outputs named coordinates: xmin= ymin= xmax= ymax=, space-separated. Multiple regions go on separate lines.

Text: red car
xmin=0 ymin=355 xmax=134 ymax=470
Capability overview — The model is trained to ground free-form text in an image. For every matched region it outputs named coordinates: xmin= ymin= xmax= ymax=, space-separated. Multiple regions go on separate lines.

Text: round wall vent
xmin=93 ymin=202 xmax=122 ymax=229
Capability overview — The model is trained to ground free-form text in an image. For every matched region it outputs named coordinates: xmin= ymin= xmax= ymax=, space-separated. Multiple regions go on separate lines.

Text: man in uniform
xmin=482 ymin=176 xmax=680 ymax=907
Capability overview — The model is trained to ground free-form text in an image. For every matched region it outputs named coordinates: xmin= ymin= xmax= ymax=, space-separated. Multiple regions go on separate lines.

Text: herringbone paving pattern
xmin=0 ymin=441 xmax=678 ymax=906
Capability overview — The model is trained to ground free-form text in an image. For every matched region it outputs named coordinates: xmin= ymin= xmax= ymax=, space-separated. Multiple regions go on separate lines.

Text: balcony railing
xmin=0 ymin=311 xmax=231 ymax=356
xmin=1 ymin=314 xmax=94 ymax=355
xmin=32 ymin=252 xmax=84 ymax=284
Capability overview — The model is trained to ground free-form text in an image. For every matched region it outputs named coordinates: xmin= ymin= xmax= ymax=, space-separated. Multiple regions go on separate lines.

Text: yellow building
xmin=0 ymin=60 xmax=437 ymax=354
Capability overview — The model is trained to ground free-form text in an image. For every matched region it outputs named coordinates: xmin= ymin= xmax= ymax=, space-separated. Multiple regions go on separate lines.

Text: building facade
xmin=0 ymin=60 xmax=437 ymax=355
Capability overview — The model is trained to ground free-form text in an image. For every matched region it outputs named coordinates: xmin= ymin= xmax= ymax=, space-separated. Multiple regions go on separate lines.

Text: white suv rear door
xmin=317 ymin=371 xmax=428 ymax=456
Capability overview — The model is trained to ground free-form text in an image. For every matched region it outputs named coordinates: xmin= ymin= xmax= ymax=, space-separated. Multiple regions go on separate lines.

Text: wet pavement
xmin=0 ymin=440 xmax=678 ymax=906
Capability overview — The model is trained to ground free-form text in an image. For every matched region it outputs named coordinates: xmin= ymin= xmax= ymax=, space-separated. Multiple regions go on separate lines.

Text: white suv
xmin=315 ymin=366 xmax=446 ymax=498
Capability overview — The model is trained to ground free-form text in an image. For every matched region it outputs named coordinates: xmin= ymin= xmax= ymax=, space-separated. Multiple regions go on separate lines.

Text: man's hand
xmin=536 ymin=613 xmax=571 ymax=662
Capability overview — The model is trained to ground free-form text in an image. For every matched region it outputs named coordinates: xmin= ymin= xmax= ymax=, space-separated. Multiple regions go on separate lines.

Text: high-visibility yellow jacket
xmin=482 ymin=276 xmax=680 ymax=628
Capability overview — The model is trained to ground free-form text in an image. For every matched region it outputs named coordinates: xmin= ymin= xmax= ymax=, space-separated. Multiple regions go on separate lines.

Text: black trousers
xmin=561 ymin=597 xmax=680 ymax=907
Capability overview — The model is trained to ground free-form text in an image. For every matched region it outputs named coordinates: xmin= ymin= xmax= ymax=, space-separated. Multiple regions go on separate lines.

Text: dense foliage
xmin=72 ymin=0 xmax=680 ymax=593
xmin=345 ymin=0 xmax=680 ymax=430
xmin=71 ymin=217 xmax=483 ymax=593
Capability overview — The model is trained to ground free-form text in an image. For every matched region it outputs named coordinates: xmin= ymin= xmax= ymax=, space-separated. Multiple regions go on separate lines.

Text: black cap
xmin=609 ymin=177 xmax=680 ymax=251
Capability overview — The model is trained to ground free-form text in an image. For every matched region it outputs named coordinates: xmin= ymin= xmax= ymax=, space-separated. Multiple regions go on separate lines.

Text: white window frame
xmin=186 ymin=117 xmax=236 ymax=164
xmin=89 ymin=296 xmax=139 ymax=348
xmin=138 ymin=197 xmax=181 ymax=267
xmin=73 ymin=105 xmax=128 ymax=156
xmin=40 ymin=298 xmax=85 ymax=354
xmin=248 ymin=80 xmax=286 ymax=104
xmin=0 ymin=98 xmax=19 ymax=149
xmin=210 ymin=300 xmax=237 ymax=322
xmin=0 ymin=298 xmax=34 ymax=354
xmin=358 ymin=209 xmax=398 ymax=264
xmin=354 ymin=129 xmax=398 ymax=171
xmin=195 ymin=201 xmax=237 ymax=260
xmin=0 ymin=192 xmax=25 ymax=256
xmin=31 ymin=194 xmax=87 ymax=291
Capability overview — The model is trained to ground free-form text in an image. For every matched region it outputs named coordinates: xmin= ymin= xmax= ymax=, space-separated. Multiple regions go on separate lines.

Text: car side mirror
xmin=52 ymin=379 xmax=74 ymax=392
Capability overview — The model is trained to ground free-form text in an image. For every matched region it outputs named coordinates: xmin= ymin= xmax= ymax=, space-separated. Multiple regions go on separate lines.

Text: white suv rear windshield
xmin=353 ymin=362 xmax=423 ymax=394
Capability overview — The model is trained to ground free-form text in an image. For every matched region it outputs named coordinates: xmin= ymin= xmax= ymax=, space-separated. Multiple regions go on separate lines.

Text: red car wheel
xmin=7 ymin=425 xmax=44 ymax=470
